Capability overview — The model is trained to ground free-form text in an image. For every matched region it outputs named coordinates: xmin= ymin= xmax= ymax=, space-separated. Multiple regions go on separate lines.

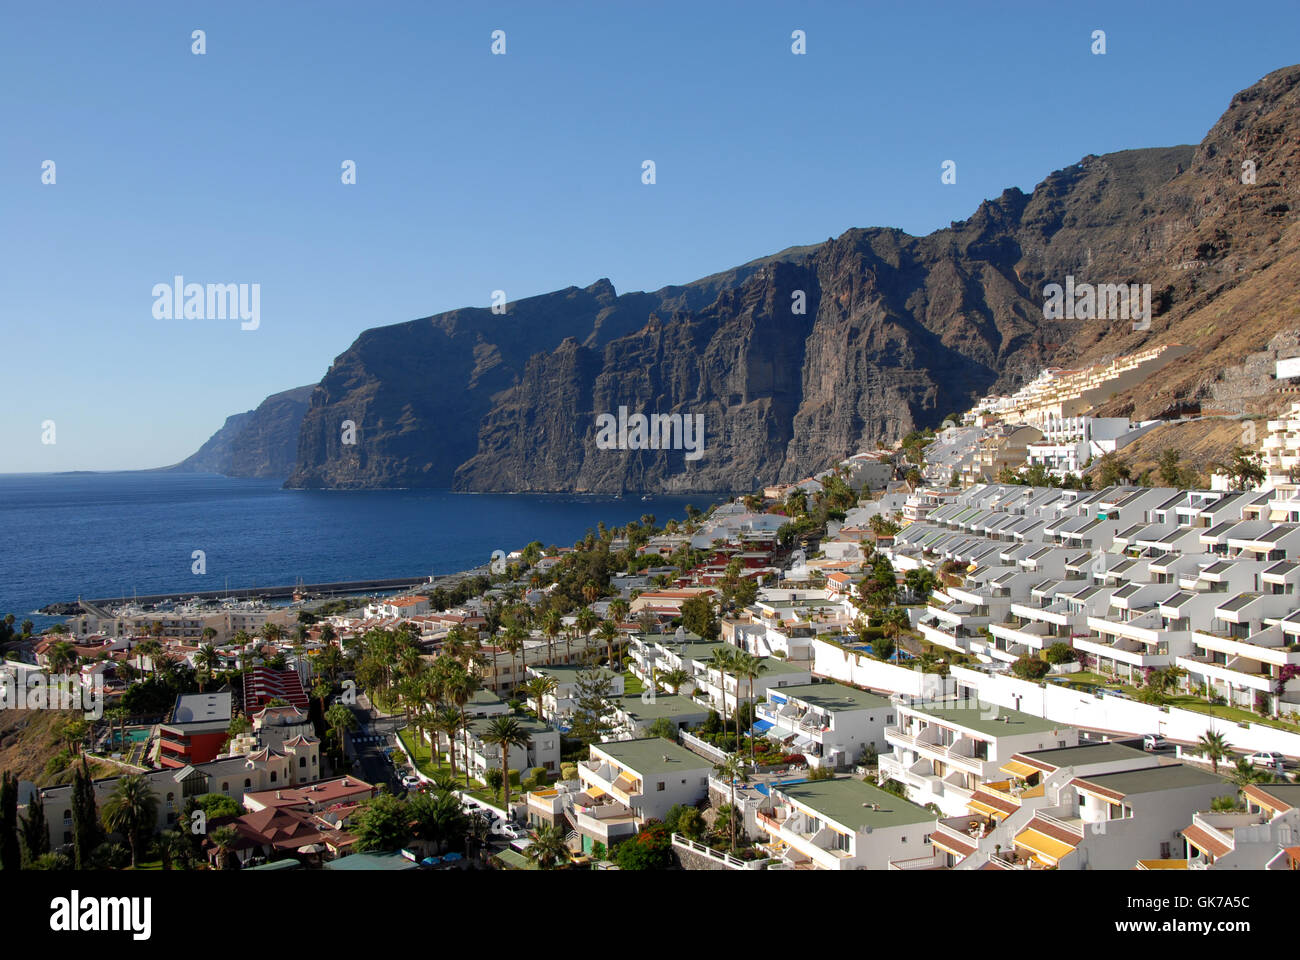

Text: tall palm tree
xmin=1197 ymin=730 xmax=1231 ymax=775
xmin=736 ymin=652 xmax=768 ymax=764
xmin=482 ymin=716 xmax=532 ymax=810
xmin=709 ymin=647 xmax=738 ymax=737
xmin=46 ymin=640 xmax=77 ymax=674
xmin=100 ymin=774 xmax=159 ymax=868
xmin=524 ymin=825 xmax=571 ymax=869
xmin=713 ymin=754 xmax=748 ymax=853
xmin=195 ymin=643 xmax=218 ymax=674
xmin=445 ymin=666 xmax=481 ymax=788
xmin=500 ymin=624 xmax=527 ymax=696
xmin=135 ymin=638 xmax=161 ymax=678
xmin=575 ymin=608 xmax=599 ymax=661
xmin=541 ymin=609 xmax=562 ymax=664
xmin=432 ymin=705 xmax=464 ymax=777
xmin=520 ymin=675 xmax=557 ymax=723
xmin=596 ymin=620 xmax=619 ymax=672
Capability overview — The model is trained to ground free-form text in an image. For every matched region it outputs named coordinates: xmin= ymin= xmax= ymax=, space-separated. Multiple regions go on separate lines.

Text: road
xmin=343 ymin=692 xmax=407 ymax=794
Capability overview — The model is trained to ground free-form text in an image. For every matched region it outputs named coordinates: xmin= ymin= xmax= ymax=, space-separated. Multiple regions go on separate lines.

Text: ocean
xmin=0 ymin=472 xmax=719 ymax=626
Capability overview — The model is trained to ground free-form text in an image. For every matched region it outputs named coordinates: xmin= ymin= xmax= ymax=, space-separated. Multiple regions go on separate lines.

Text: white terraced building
xmin=891 ymin=482 xmax=1300 ymax=716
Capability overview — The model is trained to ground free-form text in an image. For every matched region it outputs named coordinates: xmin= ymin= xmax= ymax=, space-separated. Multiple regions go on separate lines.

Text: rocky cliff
xmin=170 ymin=385 xmax=314 ymax=478
xmin=265 ymin=65 xmax=1298 ymax=492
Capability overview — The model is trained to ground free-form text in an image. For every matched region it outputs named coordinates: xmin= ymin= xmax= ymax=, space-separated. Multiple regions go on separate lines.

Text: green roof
xmin=531 ymin=664 xmax=615 ymax=682
xmin=495 ymin=849 xmax=537 ymax=870
xmin=594 ymin=737 xmax=711 ymax=775
xmin=776 ymin=778 xmax=935 ymax=832
xmin=757 ymin=657 xmax=808 ymax=676
xmin=1016 ymin=741 xmax=1149 ymax=771
xmin=676 ymin=640 xmax=728 ymax=661
xmin=1073 ymin=763 xmax=1227 ymax=797
xmin=324 ymin=851 xmax=419 ymax=871
xmin=468 ymin=715 xmax=555 ymax=739
xmin=771 ymin=682 xmax=891 ymax=713
xmin=911 ymin=703 xmax=1064 ymax=738
xmin=613 ymin=693 xmax=711 ymax=722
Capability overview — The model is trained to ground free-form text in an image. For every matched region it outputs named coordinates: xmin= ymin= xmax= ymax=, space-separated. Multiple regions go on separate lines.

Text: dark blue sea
xmin=0 ymin=472 xmax=717 ymax=626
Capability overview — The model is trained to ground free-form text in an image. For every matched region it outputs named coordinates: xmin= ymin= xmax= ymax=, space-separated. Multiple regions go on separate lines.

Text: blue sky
xmin=3 ymin=1 xmax=1296 ymax=472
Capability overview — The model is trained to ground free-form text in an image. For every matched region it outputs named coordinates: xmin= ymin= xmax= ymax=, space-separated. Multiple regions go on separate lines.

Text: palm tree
xmin=520 ymin=675 xmax=557 ymax=723
xmin=1230 ymin=757 xmax=1270 ymax=789
xmin=482 ymin=716 xmax=532 ymax=810
xmin=261 ymin=621 xmax=284 ymax=645
xmin=575 ymin=607 xmax=599 ymax=661
xmin=500 ymin=624 xmax=527 ymax=696
xmin=541 ymin=609 xmax=562 ymax=663
xmin=195 ymin=643 xmax=218 ymax=674
xmin=659 ymin=667 xmax=691 ymax=696
xmin=1197 ymin=730 xmax=1231 ymax=774
xmin=325 ymin=702 xmax=357 ymax=756
xmin=432 ymin=705 xmax=464 ymax=777
xmin=100 ymin=774 xmax=159 ymax=868
xmin=210 ymin=825 xmax=239 ymax=870
xmin=735 ymin=652 xmax=768 ymax=764
xmin=46 ymin=640 xmax=77 ymax=674
xmin=524 ymin=825 xmax=571 ymax=869
xmin=596 ymin=619 xmax=619 ymax=672
xmin=713 ymin=754 xmax=748 ymax=853
xmin=445 ymin=666 xmax=481 ymax=788
xmin=135 ymin=638 xmax=161 ymax=677
xmin=709 ymin=647 xmax=738 ymax=738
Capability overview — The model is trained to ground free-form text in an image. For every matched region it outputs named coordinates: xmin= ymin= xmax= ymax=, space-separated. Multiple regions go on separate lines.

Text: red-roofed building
xmin=243 ymin=666 xmax=309 ymax=713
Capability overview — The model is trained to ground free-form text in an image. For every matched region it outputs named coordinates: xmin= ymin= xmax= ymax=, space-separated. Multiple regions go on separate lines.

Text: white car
xmin=1245 ymin=751 xmax=1286 ymax=768
xmin=401 ymin=774 xmax=421 ymax=789
xmin=492 ymin=820 xmax=526 ymax=840
xmin=1142 ymin=735 xmax=1167 ymax=751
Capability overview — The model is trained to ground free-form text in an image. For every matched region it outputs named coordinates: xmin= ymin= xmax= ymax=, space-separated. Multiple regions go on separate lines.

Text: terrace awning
xmin=750 ymin=720 xmax=774 ymax=734
xmin=1000 ymin=759 xmax=1039 ymax=779
xmin=1015 ymin=827 xmax=1075 ymax=865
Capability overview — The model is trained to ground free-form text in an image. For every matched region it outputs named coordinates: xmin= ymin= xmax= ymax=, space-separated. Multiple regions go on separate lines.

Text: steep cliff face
xmin=279 ymin=65 xmax=1299 ymax=493
xmin=170 ymin=386 xmax=314 ymax=478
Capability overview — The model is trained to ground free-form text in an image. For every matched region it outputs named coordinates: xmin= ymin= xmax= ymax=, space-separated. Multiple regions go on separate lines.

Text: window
xmin=244 ymin=778 xmax=251 ymax=789
xmin=657 ymin=781 xmax=665 ymax=791
xmin=221 ymin=782 xmax=228 ymax=791
xmin=299 ymin=757 xmax=306 ymax=768
xmin=270 ymin=771 xmax=277 ymax=782
xmin=312 ymin=756 xmax=317 ymax=765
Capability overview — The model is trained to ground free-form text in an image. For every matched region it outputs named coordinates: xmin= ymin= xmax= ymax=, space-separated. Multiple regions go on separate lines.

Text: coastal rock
xmin=268 ymin=65 xmax=1300 ymax=493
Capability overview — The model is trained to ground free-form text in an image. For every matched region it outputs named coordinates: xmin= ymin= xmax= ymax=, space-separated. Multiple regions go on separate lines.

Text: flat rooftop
xmin=909 ymin=702 xmax=1065 ymax=738
xmin=614 ymin=693 xmax=709 ymax=722
xmin=1071 ymin=764 xmax=1226 ymax=799
xmin=776 ymin=778 xmax=934 ymax=832
xmin=171 ymin=692 xmax=232 ymax=724
xmin=1015 ymin=741 xmax=1150 ymax=772
xmin=594 ymin=737 xmax=710 ymax=775
xmin=771 ymin=682 xmax=891 ymax=713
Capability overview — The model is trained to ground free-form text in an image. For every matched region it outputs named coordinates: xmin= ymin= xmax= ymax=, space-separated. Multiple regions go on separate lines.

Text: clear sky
xmin=3 ymin=1 xmax=1297 ymax=472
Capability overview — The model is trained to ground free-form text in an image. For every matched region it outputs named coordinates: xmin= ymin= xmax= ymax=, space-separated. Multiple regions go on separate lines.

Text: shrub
xmin=807 ymin=766 xmax=835 ymax=781
xmin=1010 ymin=655 xmax=1051 ymax=681
xmin=1043 ymin=642 xmax=1076 ymax=665
xmin=484 ymin=768 xmax=504 ymax=790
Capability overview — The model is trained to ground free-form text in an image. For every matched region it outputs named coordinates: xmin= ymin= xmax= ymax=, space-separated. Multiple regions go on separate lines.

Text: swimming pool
xmin=755 ymin=778 xmax=807 ymax=797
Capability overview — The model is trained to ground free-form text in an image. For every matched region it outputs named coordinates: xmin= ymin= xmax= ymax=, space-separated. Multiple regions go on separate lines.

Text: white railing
xmin=671 ymin=833 xmax=768 ymax=870
xmin=680 ymin=729 xmax=728 ymax=763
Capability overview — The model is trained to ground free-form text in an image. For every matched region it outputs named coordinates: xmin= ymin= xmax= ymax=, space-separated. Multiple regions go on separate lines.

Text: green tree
xmin=0 ymin=771 xmax=19 ymax=870
xmin=19 ymin=789 xmax=50 ymax=865
xmin=568 ymin=668 xmax=616 ymax=744
xmin=1197 ymin=730 xmax=1231 ymax=775
xmin=1214 ymin=446 xmax=1266 ymax=492
xmin=100 ymin=774 xmax=159 ymax=868
xmin=680 ymin=594 xmax=719 ymax=641
xmin=482 ymin=716 xmax=532 ymax=810
xmin=354 ymin=793 xmax=413 ymax=852
xmin=524 ymin=825 xmax=572 ymax=869
xmin=71 ymin=757 xmax=101 ymax=869
xmin=713 ymin=754 xmax=748 ymax=853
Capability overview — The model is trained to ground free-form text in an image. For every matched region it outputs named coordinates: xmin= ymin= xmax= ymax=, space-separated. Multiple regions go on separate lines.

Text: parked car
xmin=1143 ymin=735 xmax=1167 ymax=751
xmin=492 ymin=820 xmax=526 ymax=840
xmin=401 ymin=774 xmax=421 ymax=789
xmin=1244 ymin=751 xmax=1286 ymax=768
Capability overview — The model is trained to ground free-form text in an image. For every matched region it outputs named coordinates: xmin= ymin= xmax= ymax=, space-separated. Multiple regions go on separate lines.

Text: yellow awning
xmin=613 ymin=773 xmax=639 ymax=794
xmin=584 ymin=785 xmax=605 ymax=799
xmin=1015 ymin=828 xmax=1075 ymax=865
xmin=1001 ymin=759 xmax=1039 ymax=779
xmin=968 ymin=796 xmax=1003 ymax=818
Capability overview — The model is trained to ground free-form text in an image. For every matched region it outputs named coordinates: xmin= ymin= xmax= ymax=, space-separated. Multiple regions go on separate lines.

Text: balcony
xmin=1074 ymin=635 xmax=1170 ymax=668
